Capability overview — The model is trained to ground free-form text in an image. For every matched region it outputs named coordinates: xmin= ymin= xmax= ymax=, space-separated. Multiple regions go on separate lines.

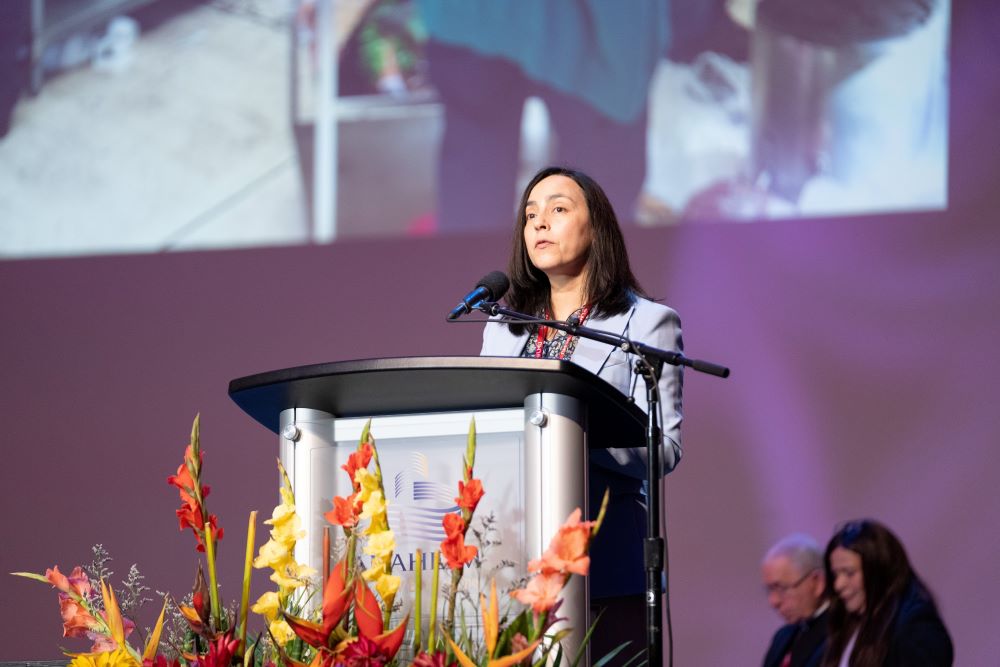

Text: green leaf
xmin=11 ymin=571 xmax=50 ymax=584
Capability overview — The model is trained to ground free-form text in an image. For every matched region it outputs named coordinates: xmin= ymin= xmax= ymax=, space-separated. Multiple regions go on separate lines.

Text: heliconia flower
xmin=440 ymin=530 xmax=477 ymax=570
xmin=446 ymin=633 xmax=541 ymax=667
xmin=186 ymin=631 xmax=239 ymax=667
xmin=480 ymin=579 xmax=500 ymax=657
xmin=510 ymin=571 xmax=566 ymax=614
xmin=455 ymin=478 xmax=484 ymax=514
xmin=527 ymin=508 xmax=594 ymax=576
xmin=342 ymin=442 xmax=374 ymax=490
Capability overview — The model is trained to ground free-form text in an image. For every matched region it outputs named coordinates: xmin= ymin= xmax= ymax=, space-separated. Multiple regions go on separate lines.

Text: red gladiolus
xmin=440 ymin=529 xmax=477 ymax=570
xmin=324 ymin=493 xmax=360 ymax=528
xmin=167 ymin=444 xmax=224 ymax=552
xmin=455 ymin=478 xmax=484 ymax=514
xmin=342 ymin=442 xmax=374 ymax=490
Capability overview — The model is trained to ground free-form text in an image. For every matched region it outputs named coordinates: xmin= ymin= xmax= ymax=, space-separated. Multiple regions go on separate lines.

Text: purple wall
xmin=3 ymin=212 xmax=999 ymax=663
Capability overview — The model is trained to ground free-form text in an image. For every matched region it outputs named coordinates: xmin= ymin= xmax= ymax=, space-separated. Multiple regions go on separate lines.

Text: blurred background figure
xmin=823 ymin=519 xmax=953 ymax=667
xmin=414 ymin=0 xmax=670 ymax=232
xmin=0 ymin=0 xmax=32 ymax=138
xmin=761 ymin=533 xmax=830 ymax=667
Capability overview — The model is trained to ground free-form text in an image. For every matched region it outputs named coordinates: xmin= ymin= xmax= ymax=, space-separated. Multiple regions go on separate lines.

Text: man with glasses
xmin=761 ymin=533 xmax=830 ymax=667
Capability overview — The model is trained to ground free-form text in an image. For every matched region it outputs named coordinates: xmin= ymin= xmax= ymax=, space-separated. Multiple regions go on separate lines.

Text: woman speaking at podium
xmin=480 ymin=165 xmax=683 ymax=659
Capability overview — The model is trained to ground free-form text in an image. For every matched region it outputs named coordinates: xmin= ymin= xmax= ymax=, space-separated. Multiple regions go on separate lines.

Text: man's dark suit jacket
xmin=762 ymin=607 xmax=829 ymax=667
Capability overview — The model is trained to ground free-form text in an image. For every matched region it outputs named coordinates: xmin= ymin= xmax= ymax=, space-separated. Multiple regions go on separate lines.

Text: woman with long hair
xmin=822 ymin=519 xmax=953 ymax=666
xmin=481 ymin=165 xmax=684 ymax=662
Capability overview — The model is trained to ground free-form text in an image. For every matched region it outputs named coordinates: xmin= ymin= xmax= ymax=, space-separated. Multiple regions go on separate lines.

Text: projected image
xmin=0 ymin=0 xmax=949 ymax=258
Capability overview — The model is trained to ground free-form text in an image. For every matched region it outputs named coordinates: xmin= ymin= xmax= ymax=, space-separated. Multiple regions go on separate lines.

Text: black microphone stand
xmin=480 ymin=302 xmax=729 ymax=666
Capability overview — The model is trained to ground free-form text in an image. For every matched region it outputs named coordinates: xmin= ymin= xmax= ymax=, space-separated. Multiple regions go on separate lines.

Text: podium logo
xmin=384 ymin=451 xmax=459 ymax=542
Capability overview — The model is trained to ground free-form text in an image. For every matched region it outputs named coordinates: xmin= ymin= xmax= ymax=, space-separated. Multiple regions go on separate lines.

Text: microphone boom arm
xmin=482 ymin=303 xmax=730 ymax=379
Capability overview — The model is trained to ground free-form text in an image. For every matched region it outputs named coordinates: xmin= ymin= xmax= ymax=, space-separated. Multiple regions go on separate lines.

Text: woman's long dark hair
xmin=505 ymin=166 xmax=646 ymax=336
xmin=821 ymin=519 xmax=937 ymax=667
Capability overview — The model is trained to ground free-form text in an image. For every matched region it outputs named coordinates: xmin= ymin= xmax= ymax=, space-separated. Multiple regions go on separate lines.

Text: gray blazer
xmin=480 ymin=295 xmax=684 ymax=475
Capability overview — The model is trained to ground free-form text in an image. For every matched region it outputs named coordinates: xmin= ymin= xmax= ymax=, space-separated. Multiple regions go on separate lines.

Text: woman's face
xmin=523 ymin=175 xmax=593 ymax=281
xmin=830 ymin=546 xmax=866 ymax=614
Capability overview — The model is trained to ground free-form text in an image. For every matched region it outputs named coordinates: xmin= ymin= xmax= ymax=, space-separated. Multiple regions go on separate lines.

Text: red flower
xmin=341 ymin=635 xmax=389 ymax=667
xmin=342 ymin=442 xmax=374 ymax=490
xmin=167 ymin=444 xmax=224 ymax=552
xmin=324 ymin=492 xmax=360 ymax=528
xmin=440 ymin=530 xmax=477 ymax=570
xmin=455 ymin=478 xmax=484 ymax=514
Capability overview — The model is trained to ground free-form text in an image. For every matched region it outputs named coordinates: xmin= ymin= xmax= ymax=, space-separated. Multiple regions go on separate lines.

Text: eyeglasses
xmin=763 ymin=569 xmax=819 ymax=596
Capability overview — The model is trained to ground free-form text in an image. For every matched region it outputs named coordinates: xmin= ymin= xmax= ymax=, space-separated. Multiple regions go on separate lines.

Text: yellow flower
xmin=253 ymin=538 xmax=291 ymax=569
xmin=375 ymin=572 xmax=401 ymax=600
xmin=270 ymin=560 xmax=316 ymax=590
xmin=363 ymin=530 xmax=396 ymax=560
xmin=355 ymin=467 xmax=379 ymax=502
xmin=362 ymin=557 xmax=385 ymax=582
xmin=269 ymin=618 xmax=296 ymax=646
xmin=251 ymin=591 xmax=280 ymax=621
xmin=67 ymin=648 xmax=140 ymax=667
xmin=360 ymin=490 xmax=386 ymax=520
xmin=269 ymin=512 xmax=304 ymax=546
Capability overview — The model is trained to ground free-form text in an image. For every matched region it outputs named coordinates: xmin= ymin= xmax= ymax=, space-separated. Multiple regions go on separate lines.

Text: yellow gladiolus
xmin=375 ymin=573 xmax=401 ymax=600
xmin=251 ymin=591 xmax=280 ymax=620
xmin=354 ymin=467 xmax=379 ymax=502
xmin=252 ymin=539 xmax=289 ymax=570
xmin=363 ymin=530 xmax=396 ymax=560
xmin=269 ymin=618 xmax=296 ymax=646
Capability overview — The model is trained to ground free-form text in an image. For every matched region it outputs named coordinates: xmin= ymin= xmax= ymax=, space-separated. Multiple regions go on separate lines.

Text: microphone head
xmin=476 ymin=271 xmax=510 ymax=302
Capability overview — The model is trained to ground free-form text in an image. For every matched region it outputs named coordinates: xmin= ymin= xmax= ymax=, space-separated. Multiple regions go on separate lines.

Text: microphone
xmin=447 ymin=271 xmax=510 ymax=320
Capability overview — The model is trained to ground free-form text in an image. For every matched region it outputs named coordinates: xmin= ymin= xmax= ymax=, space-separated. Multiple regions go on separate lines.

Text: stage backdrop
xmin=2 ymin=208 xmax=998 ymax=664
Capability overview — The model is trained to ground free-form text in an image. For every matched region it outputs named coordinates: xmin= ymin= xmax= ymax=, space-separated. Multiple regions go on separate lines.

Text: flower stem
xmin=413 ymin=548 xmax=423 ymax=651
xmin=238 ymin=511 xmax=257 ymax=654
xmin=428 ymin=551 xmax=440 ymax=649
xmin=204 ymin=524 xmax=223 ymax=630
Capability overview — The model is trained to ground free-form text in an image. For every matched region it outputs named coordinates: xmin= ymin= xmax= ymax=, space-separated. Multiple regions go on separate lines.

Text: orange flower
xmin=527 ymin=508 xmax=593 ymax=576
xmin=324 ymin=493 xmax=360 ymax=528
xmin=442 ymin=512 xmax=465 ymax=539
xmin=342 ymin=442 xmax=374 ymax=491
xmin=510 ymin=571 xmax=566 ymax=614
xmin=167 ymin=444 xmax=224 ymax=552
xmin=455 ymin=478 xmax=484 ymax=514
xmin=57 ymin=595 xmax=100 ymax=638
xmin=440 ymin=529 xmax=477 ymax=570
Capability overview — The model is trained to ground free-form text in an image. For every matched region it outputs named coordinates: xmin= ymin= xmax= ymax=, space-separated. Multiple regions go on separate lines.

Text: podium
xmin=229 ymin=356 xmax=647 ymax=663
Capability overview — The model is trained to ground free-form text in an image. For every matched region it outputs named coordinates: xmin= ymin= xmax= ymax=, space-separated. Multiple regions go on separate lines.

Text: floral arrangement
xmin=13 ymin=415 xmax=607 ymax=667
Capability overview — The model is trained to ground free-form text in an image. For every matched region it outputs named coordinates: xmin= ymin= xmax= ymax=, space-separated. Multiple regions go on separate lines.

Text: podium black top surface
xmin=228 ymin=356 xmax=646 ymax=447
